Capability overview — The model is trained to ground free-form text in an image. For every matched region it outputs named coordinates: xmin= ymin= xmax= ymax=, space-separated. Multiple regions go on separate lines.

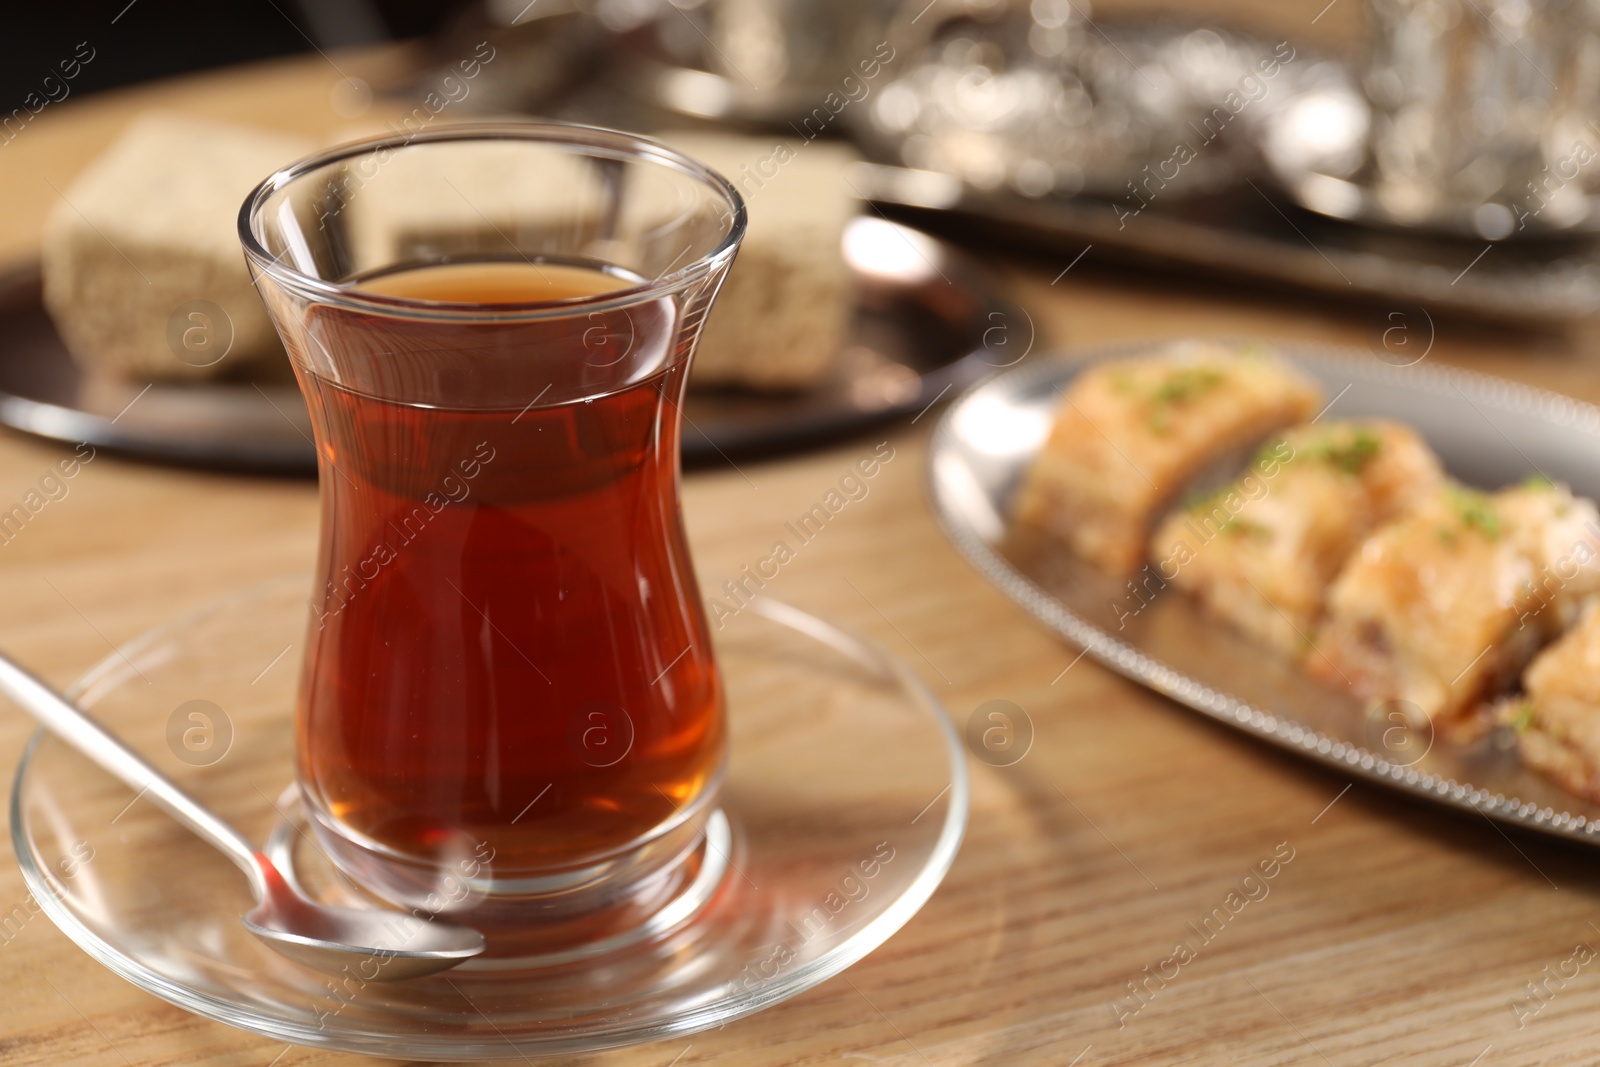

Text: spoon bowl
xmin=0 ymin=650 xmax=486 ymax=979
xmin=243 ymin=872 xmax=486 ymax=980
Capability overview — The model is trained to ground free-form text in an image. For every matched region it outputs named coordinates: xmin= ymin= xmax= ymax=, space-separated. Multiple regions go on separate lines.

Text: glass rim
xmin=237 ymin=121 xmax=748 ymax=319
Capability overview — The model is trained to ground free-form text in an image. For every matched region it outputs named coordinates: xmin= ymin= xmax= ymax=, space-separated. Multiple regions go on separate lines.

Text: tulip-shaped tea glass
xmin=240 ymin=124 xmax=745 ymax=953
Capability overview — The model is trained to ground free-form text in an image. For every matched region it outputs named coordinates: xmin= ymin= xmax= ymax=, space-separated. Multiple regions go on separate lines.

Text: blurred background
xmin=0 ymin=0 xmax=1362 ymax=108
xmin=0 ymin=2 xmax=456 ymax=105
xmin=9 ymin=0 xmax=1600 ymax=470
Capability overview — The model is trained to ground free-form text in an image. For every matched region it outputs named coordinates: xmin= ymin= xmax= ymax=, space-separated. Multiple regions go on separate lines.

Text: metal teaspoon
xmin=0 ymin=651 xmax=485 ymax=980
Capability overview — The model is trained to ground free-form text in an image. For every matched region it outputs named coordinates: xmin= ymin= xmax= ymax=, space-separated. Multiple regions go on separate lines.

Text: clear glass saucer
xmin=9 ymin=576 xmax=967 ymax=1060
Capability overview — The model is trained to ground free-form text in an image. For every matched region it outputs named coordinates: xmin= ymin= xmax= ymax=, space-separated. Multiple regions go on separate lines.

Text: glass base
xmin=297 ymin=763 xmax=727 ymax=959
xmin=10 ymin=575 xmax=967 ymax=1059
xmin=273 ymin=785 xmax=734 ymax=966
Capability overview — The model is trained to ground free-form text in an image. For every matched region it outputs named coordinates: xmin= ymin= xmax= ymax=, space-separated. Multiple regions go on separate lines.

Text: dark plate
xmin=0 ymin=218 xmax=1017 ymax=473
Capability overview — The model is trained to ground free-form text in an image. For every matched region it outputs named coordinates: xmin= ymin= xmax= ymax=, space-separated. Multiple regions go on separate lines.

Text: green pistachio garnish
xmin=1509 ymin=702 xmax=1537 ymax=733
xmin=1224 ymin=518 xmax=1272 ymax=540
xmin=1144 ymin=366 xmax=1226 ymax=435
xmin=1184 ymin=484 xmax=1227 ymax=513
xmin=1318 ymin=428 xmax=1383 ymax=475
xmin=1444 ymin=485 xmax=1502 ymax=540
xmin=1151 ymin=366 xmax=1225 ymax=405
xmin=1252 ymin=438 xmax=1289 ymax=470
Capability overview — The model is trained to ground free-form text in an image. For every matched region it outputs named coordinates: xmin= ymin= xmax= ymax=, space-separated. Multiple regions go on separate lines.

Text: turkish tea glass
xmin=239 ymin=124 xmax=745 ymax=948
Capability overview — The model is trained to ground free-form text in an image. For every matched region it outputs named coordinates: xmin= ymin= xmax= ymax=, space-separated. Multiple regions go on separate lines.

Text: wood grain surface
xmin=3 ymin=26 xmax=1600 ymax=1067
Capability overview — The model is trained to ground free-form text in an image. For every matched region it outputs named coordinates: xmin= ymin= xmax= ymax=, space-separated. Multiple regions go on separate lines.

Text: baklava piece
xmin=1150 ymin=420 xmax=1444 ymax=657
xmin=1506 ymin=605 xmax=1600 ymax=802
xmin=1016 ymin=342 xmax=1323 ymax=574
xmin=1312 ymin=479 xmax=1600 ymax=725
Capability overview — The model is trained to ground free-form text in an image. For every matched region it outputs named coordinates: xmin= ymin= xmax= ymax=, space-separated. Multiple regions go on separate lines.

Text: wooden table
xmin=4 ymin=41 xmax=1600 ymax=1067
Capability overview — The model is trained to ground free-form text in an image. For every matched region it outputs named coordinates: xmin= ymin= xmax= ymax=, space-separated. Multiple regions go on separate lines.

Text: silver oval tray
xmin=930 ymin=340 xmax=1600 ymax=845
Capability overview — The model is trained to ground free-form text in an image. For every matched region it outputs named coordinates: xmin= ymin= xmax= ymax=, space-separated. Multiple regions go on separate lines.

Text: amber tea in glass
xmin=240 ymin=126 xmax=746 ymax=937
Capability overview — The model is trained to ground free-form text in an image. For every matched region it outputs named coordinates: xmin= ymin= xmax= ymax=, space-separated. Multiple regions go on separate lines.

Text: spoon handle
xmin=0 ymin=651 xmax=266 ymax=893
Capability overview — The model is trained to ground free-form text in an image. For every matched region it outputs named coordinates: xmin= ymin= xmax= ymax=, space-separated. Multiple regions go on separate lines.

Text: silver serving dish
xmin=1258 ymin=63 xmax=1600 ymax=242
xmin=930 ymin=340 xmax=1600 ymax=845
xmin=847 ymin=7 xmax=1600 ymax=321
xmin=857 ymin=159 xmax=1600 ymax=323
xmin=407 ymin=6 xmax=1600 ymax=321
xmin=855 ymin=16 xmax=1274 ymax=200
